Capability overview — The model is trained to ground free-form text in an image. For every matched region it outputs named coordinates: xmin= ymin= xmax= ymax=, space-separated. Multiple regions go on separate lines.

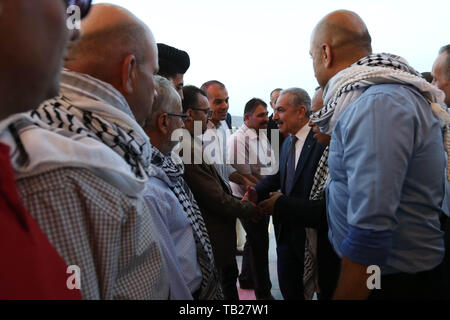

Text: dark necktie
xmin=285 ymin=135 xmax=298 ymax=194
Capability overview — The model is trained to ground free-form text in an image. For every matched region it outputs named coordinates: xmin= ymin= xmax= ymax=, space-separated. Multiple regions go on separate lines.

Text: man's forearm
xmin=333 ymin=256 xmax=371 ymax=300
xmin=242 ymin=173 xmax=260 ymax=185
xmin=229 ymin=171 xmax=256 ymax=186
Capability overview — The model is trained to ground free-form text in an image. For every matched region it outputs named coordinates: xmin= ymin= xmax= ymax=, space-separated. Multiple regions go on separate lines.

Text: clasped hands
xmin=242 ymin=186 xmax=283 ymax=220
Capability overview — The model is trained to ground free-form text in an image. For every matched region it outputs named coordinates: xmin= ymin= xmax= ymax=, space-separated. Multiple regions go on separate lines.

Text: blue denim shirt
xmin=327 ymin=84 xmax=446 ymax=274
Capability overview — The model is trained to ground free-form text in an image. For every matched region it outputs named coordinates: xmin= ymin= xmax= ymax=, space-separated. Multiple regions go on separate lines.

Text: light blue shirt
xmin=327 ymin=84 xmax=446 ymax=274
xmin=144 ymin=166 xmax=202 ymax=299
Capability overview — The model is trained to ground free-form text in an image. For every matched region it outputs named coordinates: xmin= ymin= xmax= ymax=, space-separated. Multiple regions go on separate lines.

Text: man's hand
xmin=229 ymin=172 xmax=258 ymax=188
xmin=248 ymin=204 xmax=265 ymax=223
xmin=332 ymin=256 xmax=371 ymax=300
xmin=258 ymin=192 xmax=283 ymax=215
xmin=242 ymin=176 xmax=256 ymax=188
xmin=242 ymin=186 xmax=258 ymax=204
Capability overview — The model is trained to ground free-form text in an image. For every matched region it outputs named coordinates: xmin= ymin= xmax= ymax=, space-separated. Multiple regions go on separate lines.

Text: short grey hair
xmin=146 ymin=75 xmax=181 ymax=130
xmin=279 ymin=87 xmax=312 ymax=115
xmin=439 ymin=44 xmax=450 ymax=80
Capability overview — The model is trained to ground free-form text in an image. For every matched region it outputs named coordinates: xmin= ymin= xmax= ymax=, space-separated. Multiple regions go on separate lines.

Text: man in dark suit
xmin=260 ymin=88 xmax=340 ymax=299
xmin=247 ymin=88 xmax=326 ymax=300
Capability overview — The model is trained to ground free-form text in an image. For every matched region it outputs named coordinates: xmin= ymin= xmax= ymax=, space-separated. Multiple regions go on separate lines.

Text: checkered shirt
xmin=16 ymin=167 xmax=170 ymax=300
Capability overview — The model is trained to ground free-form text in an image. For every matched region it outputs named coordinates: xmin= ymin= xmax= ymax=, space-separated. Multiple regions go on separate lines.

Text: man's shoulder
xmin=228 ymin=126 xmax=247 ymax=141
xmin=145 ymin=174 xmax=177 ymax=200
xmin=16 ymin=167 xmax=136 ymax=204
xmin=349 ymin=83 xmax=429 ymax=119
xmin=362 ymin=83 xmax=425 ymax=105
xmin=16 ymin=167 xmax=147 ymax=223
xmin=184 ymin=160 xmax=223 ymax=186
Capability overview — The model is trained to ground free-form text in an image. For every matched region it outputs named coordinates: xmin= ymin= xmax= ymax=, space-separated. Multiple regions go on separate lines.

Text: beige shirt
xmin=227 ymin=123 xmax=278 ymax=197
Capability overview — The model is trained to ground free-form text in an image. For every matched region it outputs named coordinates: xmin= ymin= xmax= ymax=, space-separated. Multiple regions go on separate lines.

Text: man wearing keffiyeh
xmin=310 ymin=10 xmax=449 ymax=299
xmin=143 ymin=76 xmax=223 ymax=300
xmin=0 ymin=4 xmax=172 ymax=299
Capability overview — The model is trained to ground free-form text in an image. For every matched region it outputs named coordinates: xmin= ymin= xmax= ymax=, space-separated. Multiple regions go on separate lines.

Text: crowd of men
xmin=1 ymin=0 xmax=449 ymax=300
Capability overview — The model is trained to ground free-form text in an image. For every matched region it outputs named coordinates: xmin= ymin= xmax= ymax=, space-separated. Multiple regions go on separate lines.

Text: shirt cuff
xmin=341 ymin=225 xmax=393 ymax=267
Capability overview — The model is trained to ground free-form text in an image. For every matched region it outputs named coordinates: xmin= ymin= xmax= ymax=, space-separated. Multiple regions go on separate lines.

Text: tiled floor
xmin=236 ymin=217 xmax=284 ymax=300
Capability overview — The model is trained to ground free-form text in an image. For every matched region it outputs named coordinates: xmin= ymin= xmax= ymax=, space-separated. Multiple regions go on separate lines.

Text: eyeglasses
xmin=167 ymin=113 xmax=189 ymax=120
xmin=191 ymin=108 xmax=213 ymax=118
xmin=65 ymin=0 xmax=92 ymax=19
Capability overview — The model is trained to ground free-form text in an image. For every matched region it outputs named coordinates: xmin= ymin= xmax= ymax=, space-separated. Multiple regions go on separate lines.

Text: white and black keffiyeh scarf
xmin=151 ymin=148 xmax=223 ymax=300
xmin=303 ymin=147 xmax=329 ymax=300
xmin=310 ymin=53 xmax=450 ymax=179
xmin=30 ymin=96 xmax=151 ymax=180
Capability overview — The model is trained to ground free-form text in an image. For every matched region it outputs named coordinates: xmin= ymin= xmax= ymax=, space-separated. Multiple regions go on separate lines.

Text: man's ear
xmin=121 ymin=54 xmax=138 ymax=94
xmin=186 ymin=109 xmax=194 ymax=121
xmin=322 ymin=43 xmax=333 ymax=68
xmin=244 ymin=114 xmax=250 ymax=122
xmin=298 ymin=105 xmax=308 ymax=119
xmin=157 ymin=112 xmax=169 ymax=135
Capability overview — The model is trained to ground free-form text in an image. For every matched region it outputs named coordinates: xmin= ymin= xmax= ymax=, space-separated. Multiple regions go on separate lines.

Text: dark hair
xmin=439 ymin=44 xmax=450 ymax=80
xmin=200 ymin=80 xmax=226 ymax=95
xmin=439 ymin=44 xmax=450 ymax=55
xmin=421 ymin=72 xmax=433 ymax=83
xmin=270 ymin=88 xmax=282 ymax=100
xmin=157 ymin=43 xmax=190 ymax=79
xmin=182 ymin=85 xmax=207 ymax=112
xmin=244 ymin=98 xmax=267 ymax=117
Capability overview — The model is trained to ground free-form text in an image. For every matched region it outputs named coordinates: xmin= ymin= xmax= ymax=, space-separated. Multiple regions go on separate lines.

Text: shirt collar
xmin=59 ymin=68 xmax=135 ymax=120
xmin=293 ymin=123 xmax=310 ymax=142
xmin=240 ymin=123 xmax=258 ymax=140
xmin=207 ymin=120 xmax=216 ymax=130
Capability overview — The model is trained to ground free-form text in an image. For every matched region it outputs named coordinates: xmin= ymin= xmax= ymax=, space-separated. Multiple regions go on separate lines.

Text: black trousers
xmin=275 ymin=226 xmax=306 ymax=300
xmin=218 ymin=260 xmax=239 ymax=300
xmin=238 ymin=216 xmax=272 ymax=298
xmin=368 ymin=262 xmax=450 ymax=300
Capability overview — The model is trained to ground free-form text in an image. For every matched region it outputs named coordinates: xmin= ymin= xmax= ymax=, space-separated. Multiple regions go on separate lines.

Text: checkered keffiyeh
xmin=303 ymin=147 xmax=329 ymax=300
xmin=310 ymin=53 xmax=450 ymax=179
xmin=31 ymin=96 xmax=151 ymax=180
xmin=151 ymin=148 xmax=223 ymax=300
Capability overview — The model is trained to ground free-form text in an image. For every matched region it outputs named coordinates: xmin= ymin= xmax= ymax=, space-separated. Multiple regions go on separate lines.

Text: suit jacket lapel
xmin=288 ymin=129 xmax=315 ymax=195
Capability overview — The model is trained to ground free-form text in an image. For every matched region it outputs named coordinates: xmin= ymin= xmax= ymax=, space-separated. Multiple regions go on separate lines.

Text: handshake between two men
xmin=242 ymin=185 xmax=282 ymax=221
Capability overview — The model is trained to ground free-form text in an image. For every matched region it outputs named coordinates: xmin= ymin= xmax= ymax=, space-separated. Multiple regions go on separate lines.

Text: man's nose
xmin=273 ymin=111 xmax=279 ymax=121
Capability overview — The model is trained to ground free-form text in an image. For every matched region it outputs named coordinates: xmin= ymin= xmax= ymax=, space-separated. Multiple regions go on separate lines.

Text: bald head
xmin=310 ymin=10 xmax=372 ymax=88
xmin=66 ymin=4 xmax=155 ymax=84
xmin=313 ymin=10 xmax=371 ymax=51
xmin=65 ymin=4 xmax=159 ymax=126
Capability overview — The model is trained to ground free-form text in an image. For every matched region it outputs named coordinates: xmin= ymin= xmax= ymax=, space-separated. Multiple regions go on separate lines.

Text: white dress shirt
xmin=293 ymin=123 xmax=311 ymax=170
